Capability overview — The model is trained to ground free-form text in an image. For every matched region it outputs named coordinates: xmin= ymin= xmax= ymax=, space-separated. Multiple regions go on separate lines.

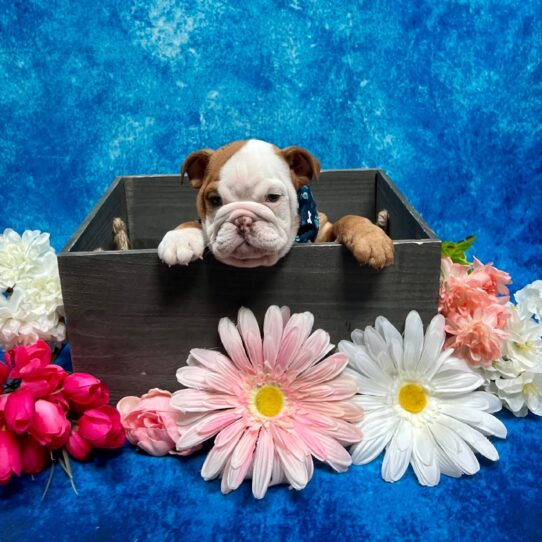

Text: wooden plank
xmin=59 ymin=240 xmax=441 ymax=403
xmin=61 ymin=179 xmax=128 ymax=253
xmin=376 ymin=170 xmax=439 ymax=240
xmin=123 ymin=170 xmax=377 ymax=249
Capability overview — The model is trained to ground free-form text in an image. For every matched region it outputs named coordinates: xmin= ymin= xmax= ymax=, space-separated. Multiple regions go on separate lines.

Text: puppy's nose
xmin=234 ymin=216 xmax=253 ymax=233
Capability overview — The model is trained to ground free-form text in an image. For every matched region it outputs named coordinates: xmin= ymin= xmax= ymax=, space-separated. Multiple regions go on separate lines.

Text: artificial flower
xmin=66 ymin=429 xmax=93 ymax=461
xmin=339 ymin=311 xmax=506 ymax=486
xmin=487 ymin=372 xmax=542 ymax=417
xmin=499 ymin=304 xmax=542 ymax=373
xmin=29 ymin=399 xmax=71 ymax=449
xmin=172 ymin=306 xmax=363 ymax=499
xmin=117 ymin=388 xmax=189 ymax=457
xmin=0 ymin=229 xmax=53 ymax=290
xmin=0 ymin=229 xmax=65 ymax=351
xmin=481 ymin=301 xmax=542 ymax=416
xmin=444 ymin=306 xmax=508 ymax=368
xmin=77 ymin=405 xmax=126 ymax=449
xmin=4 ymin=339 xmax=52 ymax=378
xmin=63 ymin=373 xmax=110 ymax=412
xmin=515 ymin=280 xmax=542 ymax=322
xmin=19 ymin=434 xmax=49 ymax=474
xmin=4 ymin=389 xmax=36 ymax=434
xmin=0 ymin=428 xmax=22 ymax=485
xmin=439 ymin=256 xmax=510 ymax=367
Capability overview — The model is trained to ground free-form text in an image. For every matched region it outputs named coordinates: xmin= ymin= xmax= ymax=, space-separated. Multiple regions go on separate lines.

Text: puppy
xmin=158 ymin=139 xmax=394 ymax=269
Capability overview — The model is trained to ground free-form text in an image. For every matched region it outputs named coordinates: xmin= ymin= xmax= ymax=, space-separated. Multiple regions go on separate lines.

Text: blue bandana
xmin=295 ymin=185 xmax=319 ymax=243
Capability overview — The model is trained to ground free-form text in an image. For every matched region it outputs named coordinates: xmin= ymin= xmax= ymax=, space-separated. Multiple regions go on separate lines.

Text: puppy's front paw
xmin=350 ymin=228 xmax=394 ymax=270
xmin=157 ymin=228 xmax=205 ymax=266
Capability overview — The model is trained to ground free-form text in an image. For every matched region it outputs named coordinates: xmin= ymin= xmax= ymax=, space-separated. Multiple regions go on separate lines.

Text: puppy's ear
xmin=282 ymin=146 xmax=321 ymax=189
xmin=181 ymin=149 xmax=214 ymax=189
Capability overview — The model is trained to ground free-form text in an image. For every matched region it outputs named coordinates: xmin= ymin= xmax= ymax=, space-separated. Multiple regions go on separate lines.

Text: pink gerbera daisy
xmin=171 ymin=306 xmax=363 ymax=498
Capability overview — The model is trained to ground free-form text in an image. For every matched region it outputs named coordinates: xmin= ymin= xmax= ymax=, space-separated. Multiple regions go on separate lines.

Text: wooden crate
xmin=58 ymin=169 xmax=441 ymax=402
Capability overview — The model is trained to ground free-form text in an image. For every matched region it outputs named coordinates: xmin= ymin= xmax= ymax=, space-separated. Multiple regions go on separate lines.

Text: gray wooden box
xmin=58 ymin=169 xmax=441 ymax=403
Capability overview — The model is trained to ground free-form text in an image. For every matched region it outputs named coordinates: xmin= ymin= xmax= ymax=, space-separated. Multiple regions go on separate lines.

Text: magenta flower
xmin=172 ymin=306 xmax=363 ymax=499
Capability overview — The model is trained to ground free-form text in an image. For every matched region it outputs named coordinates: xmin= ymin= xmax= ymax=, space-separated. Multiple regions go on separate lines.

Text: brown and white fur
xmin=157 ymin=139 xmax=394 ymax=269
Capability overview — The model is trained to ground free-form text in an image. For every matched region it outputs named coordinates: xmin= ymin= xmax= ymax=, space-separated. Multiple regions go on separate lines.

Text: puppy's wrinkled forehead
xmin=218 ymin=140 xmax=291 ymax=198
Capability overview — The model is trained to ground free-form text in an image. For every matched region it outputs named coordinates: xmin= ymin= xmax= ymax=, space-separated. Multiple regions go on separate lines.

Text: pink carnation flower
xmin=172 ymin=306 xmax=363 ymax=499
xmin=445 ymin=306 xmax=509 ymax=367
xmin=470 ymin=257 xmax=511 ymax=299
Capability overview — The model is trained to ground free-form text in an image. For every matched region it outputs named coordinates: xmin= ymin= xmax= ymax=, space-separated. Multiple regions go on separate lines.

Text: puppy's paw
xmin=350 ymin=227 xmax=394 ymax=270
xmin=157 ymin=228 xmax=205 ymax=266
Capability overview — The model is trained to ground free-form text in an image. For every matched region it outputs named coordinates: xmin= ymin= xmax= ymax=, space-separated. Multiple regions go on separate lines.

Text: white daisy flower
xmin=487 ymin=372 xmax=542 ymax=417
xmin=339 ymin=311 xmax=507 ymax=486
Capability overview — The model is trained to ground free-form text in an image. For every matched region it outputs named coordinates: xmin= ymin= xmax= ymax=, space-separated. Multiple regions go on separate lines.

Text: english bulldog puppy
xmin=157 ymin=139 xmax=394 ymax=269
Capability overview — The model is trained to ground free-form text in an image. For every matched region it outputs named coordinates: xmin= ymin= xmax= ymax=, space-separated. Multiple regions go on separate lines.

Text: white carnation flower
xmin=487 ymin=373 xmax=542 ymax=417
xmin=0 ymin=229 xmax=54 ymax=290
xmin=0 ymin=229 xmax=65 ymax=350
xmin=339 ymin=312 xmax=506 ymax=487
xmin=514 ymin=280 xmax=542 ymax=322
xmin=482 ymin=303 xmax=542 ymax=416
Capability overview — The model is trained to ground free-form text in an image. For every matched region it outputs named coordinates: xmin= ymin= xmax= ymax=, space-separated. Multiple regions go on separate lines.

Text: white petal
xmin=442 ymin=391 xmax=502 ymax=413
xmin=342 ymin=367 xmax=389 ymax=396
xmin=429 ymin=422 xmax=479 ymax=476
xmin=402 ymin=311 xmax=424 ymax=372
xmin=381 ymin=422 xmax=413 ymax=483
xmin=439 ymin=404 xmax=507 ymax=438
xmin=432 ymin=370 xmax=484 ymax=395
xmin=350 ymin=431 xmax=390 ymax=465
xmin=339 ymin=342 xmax=393 ymax=386
xmin=416 ymin=314 xmax=445 ymax=375
xmin=437 ymin=414 xmax=499 ymax=461
xmin=411 ymin=428 xmax=440 ymax=486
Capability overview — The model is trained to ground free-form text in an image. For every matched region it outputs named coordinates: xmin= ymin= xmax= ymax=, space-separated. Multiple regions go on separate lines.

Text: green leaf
xmin=441 ymin=236 xmax=476 ymax=265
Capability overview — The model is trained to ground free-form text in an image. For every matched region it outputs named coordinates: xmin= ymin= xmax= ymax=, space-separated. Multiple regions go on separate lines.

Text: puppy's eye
xmin=265 ymin=194 xmax=281 ymax=203
xmin=208 ymin=195 xmax=223 ymax=207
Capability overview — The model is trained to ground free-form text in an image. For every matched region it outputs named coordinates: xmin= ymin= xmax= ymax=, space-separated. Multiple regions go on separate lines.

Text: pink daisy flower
xmin=171 ymin=306 xmax=363 ymax=499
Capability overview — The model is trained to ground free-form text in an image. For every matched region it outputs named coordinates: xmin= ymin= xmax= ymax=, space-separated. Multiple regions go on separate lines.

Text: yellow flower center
xmin=523 ymin=383 xmax=539 ymax=395
xmin=514 ymin=341 xmax=533 ymax=353
xmin=253 ymin=385 xmax=284 ymax=417
xmin=398 ymin=383 xmax=427 ymax=414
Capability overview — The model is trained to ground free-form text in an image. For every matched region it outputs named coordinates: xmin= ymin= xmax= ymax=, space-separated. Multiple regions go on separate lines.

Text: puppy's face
xmin=183 ymin=139 xmax=320 ymax=268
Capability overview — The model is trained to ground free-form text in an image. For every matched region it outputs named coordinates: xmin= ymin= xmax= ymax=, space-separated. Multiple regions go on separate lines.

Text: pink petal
xmin=218 ymin=317 xmax=253 ymax=373
xmin=116 ymin=396 xmax=141 ymax=418
xmin=275 ymin=312 xmax=314 ymax=373
xmin=225 ymin=429 xmax=258 ymax=490
xmin=274 ymin=437 xmax=309 ymax=490
xmin=263 ymin=306 xmax=284 ymax=368
xmin=298 ymin=376 xmax=358 ymax=401
xmin=297 ymin=400 xmax=363 ymax=423
xmin=237 ymin=307 xmax=263 ymax=371
xmin=170 ymin=389 xmax=238 ymax=413
xmin=201 ymin=431 xmax=242 ymax=480
xmin=295 ymin=412 xmax=362 ymax=445
xmin=189 ymin=349 xmax=239 ymax=382
xmin=287 ymin=329 xmax=333 ymax=376
xmin=252 ymin=427 xmax=274 ymax=499
xmin=176 ymin=366 xmax=240 ymax=395
xmin=176 ymin=409 xmax=241 ymax=450
xmin=214 ymin=418 xmax=247 ymax=447
xmin=293 ymin=353 xmax=349 ymax=388
xmin=280 ymin=306 xmax=291 ymax=327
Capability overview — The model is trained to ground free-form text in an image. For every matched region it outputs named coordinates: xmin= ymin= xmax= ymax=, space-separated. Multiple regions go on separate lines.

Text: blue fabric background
xmin=1 ymin=1 xmax=541 ymax=541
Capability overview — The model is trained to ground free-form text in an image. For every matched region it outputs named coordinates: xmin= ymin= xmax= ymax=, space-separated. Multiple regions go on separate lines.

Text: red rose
xmin=5 ymin=340 xmax=51 ymax=378
xmin=19 ymin=435 xmax=49 ymax=475
xmin=66 ymin=428 xmax=92 ymax=461
xmin=0 ymin=429 xmax=22 ymax=485
xmin=63 ymin=373 xmax=109 ymax=412
xmin=78 ymin=405 xmax=126 ymax=449
xmin=29 ymin=399 xmax=71 ymax=449
xmin=4 ymin=388 xmax=36 ymax=434
xmin=0 ymin=394 xmax=7 ymax=425
xmin=20 ymin=365 xmax=66 ymax=398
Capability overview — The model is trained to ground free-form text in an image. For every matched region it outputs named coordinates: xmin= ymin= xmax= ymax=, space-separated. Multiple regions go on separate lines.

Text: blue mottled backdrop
xmin=1 ymin=1 xmax=542 ymax=541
